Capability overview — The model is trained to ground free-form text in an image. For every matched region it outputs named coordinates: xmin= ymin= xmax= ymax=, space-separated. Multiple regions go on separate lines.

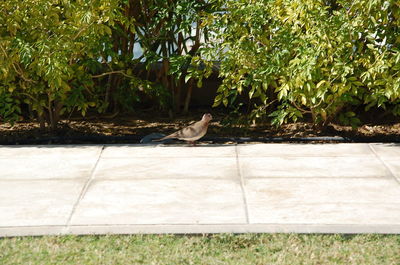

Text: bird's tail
xmin=152 ymin=135 xmax=173 ymax=142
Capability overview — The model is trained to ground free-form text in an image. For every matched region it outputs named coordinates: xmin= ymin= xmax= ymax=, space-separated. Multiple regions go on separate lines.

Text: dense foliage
xmin=1 ymin=0 xmax=399 ymax=129
xmin=209 ymin=0 xmax=400 ymax=126
xmin=0 ymin=0 xmax=119 ymax=129
xmin=0 ymin=0 xmax=215 ymax=129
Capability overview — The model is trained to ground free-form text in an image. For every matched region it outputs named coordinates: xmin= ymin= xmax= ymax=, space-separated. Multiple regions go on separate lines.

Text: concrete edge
xmin=2 ymin=224 xmax=400 ymax=237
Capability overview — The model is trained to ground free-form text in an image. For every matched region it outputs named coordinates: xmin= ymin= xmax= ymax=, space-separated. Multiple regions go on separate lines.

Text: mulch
xmin=1 ymin=110 xmax=399 ymax=144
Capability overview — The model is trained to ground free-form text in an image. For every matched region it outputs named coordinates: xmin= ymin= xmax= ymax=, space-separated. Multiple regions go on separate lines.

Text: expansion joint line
xmin=64 ymin=146 xmax=105 ymax=229
xmin=235 ymin=144 xmax=250 ymax=224
xmin=368 ymin=144 xmax=400 ymax=185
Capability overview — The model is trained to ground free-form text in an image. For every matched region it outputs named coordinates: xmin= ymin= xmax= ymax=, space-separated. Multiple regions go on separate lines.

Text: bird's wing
xmin=176 ymin=122 xmax=202 ymax=139
xmin=158 ymin=121 xmax=204 ymax=141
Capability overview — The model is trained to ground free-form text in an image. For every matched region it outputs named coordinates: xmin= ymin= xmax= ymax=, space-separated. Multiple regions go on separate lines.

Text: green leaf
xmin=212 ymin=98 xmax=221 ymax=108
xmin=366 ymin=44 xmax=375 ymax=50
xmin=197 ymin=79 xmax=202 ymax=88
xmin=249 ymin=87 xmax=256 ymax=99
xmin=301 ymin=95 xmax=306 ymax=105
xmin=352 ymin=81 xmax=364 ymax=86
xmin=222 ymin=98 xmax=228 ymax=107
xmin=316 ymin=80 xmax=326 ymax=88
xmin=103 ymin=25 xmax=112 ymax=35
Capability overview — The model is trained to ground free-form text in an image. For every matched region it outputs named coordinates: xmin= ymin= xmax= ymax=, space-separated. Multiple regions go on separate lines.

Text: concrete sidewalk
xmin=0 ymin=143 xmax=399 ymax=237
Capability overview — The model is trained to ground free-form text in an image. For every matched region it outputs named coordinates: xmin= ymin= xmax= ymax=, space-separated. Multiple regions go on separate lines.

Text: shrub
xmin=1 ymin=0 xmax=399 ymax=129
xmin=208 ymin=0 xmax=400 ymax=126
xmin=0 ymin=0 xmax=119 ymax=129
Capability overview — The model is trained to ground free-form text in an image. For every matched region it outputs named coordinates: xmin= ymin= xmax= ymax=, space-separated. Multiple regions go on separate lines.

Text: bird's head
xmin=202 ymin=113 xmax=213 ymax=122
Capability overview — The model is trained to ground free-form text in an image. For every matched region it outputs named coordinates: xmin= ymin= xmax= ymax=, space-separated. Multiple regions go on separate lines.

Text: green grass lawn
xmin=1 ymin=234 xmax=399 ymax=265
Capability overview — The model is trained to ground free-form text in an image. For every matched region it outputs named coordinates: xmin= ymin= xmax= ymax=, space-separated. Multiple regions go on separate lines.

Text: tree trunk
xmin=182 ymin=19 xmax=201 ymax=113
xmin=105 ymin=74 xmax=114 ymax=111
xmin=183 ymin=78 xmax=194 ymax=114
xmin=53 ymin=101 xmax=63 ymax=129
xmin=38 ymin=112 xmax=46 ymax=131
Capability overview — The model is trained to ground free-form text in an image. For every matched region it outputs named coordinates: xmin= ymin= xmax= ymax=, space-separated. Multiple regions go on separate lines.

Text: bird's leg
xmin=189 ymin=141 xmax=196 ymax=146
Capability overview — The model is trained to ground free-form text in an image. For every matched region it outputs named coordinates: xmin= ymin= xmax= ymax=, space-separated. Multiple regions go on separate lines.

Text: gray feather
xmin=154 ymin=114 xmax=212 ymax=143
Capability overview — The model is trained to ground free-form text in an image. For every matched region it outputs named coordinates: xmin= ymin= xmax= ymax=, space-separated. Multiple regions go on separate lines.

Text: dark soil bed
xmin=1 ymin=109 xmax=400 ymax=144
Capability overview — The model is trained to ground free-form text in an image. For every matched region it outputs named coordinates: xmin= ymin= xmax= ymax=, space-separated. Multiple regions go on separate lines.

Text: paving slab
xmin=369 ymin=143 xmax=400 ymax=182
xmin=0 ymin=159 xmax=98 ymax=180
xmin=0 ymin=180 xmax=85 ymax=226
xmin=0 ymin=145 xmax=101 ymax=180
xmin=244 ymin=178 xmax=400 ymax=204
xmin=247 ymin=203 xmax=400 ymax=225
xmin=369 ymin=143 xmax=400 ymax=158
xmin=382 ymin=160 xmax=400 ymax=180
xmin=101 ymin=145 xmax=236 ymax=158
xmin=0 ymin=145 xmax=102 ymax=158
xmin=239 ymin=156 xmax=390 ymax=178
xmin=245 ymin=178 xmax=400 ymax=225
xmin=95 ymin=157 xmax=238 ymax=179
xmin=0 ymin=143 xmax=400 ymax=237
xmin=70 ymin=179 xmax=246 ymax=225
xmin=237 ymin=143 xmax=374 ymax=157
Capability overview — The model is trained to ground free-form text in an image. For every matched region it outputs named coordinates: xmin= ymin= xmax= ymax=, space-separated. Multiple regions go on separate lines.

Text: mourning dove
xmin=154 ymin=113 xmax=212 ymax=145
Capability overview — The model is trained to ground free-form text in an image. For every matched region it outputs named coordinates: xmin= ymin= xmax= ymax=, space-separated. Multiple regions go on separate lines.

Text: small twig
xmin=346 ymin=1 xmax=356 ymax=15
xmin=20 ymin=92 xmax=38 ymax=102
xmin=92 ymin=70 xmax=134 ymax=79
xmin=66 ymin=105 xmax=76 ymax=123
xmin=73 ymin=23 xmax=92 ymax=41
xmin=291 ymin=100 xmax=311 ymax=114
xmin=312 ymin=97 xmax=326 ymax=109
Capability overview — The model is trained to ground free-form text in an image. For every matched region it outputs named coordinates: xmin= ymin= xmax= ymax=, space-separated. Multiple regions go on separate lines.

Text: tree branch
xmin=91 ymin=70 xmax=134 ymax=79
